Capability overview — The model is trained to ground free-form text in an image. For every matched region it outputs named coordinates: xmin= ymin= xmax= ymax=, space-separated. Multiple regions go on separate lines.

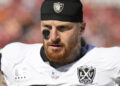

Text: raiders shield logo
xmin=77 ymin=66 xmax=96 ymax=84
xmin=53 ymin=2 xmax=64 ymax=13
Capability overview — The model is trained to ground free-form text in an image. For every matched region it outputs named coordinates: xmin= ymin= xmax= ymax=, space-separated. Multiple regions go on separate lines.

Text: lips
xmin=48 ymin=44 xmax=63 ymax=50
xmin=50 ymin=44 xmax=63 ymax=47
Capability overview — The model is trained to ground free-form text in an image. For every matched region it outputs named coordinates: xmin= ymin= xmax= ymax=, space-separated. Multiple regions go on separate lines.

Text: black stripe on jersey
xmin=40 ymin=46 xmax=49 ymax=62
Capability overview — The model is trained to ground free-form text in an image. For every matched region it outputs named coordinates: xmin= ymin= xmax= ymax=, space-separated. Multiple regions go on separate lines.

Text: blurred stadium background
xmin=0 ymin=0 xmax=120 ymax=48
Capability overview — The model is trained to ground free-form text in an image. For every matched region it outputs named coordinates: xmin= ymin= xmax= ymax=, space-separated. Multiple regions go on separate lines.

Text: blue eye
xmin=57 ymin=26 xmax=72 ymax=32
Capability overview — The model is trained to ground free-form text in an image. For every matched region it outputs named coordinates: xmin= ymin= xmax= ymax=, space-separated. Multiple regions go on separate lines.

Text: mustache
xmin=47 ymin=41 xmax=65 ymax=46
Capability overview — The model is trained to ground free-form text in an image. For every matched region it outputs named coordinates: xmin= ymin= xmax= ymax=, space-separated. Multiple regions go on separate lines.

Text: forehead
xmin=41 ymin=20 xmax=79 ymax=26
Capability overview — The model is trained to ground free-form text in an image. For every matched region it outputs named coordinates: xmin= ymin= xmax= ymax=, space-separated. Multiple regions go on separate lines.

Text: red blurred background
xmin=0 ymin=0 xmax=120 ymax=48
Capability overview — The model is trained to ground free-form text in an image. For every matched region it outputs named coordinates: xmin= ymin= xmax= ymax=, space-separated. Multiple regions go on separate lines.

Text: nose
xmin=50 ymin=27 xmax=60 ymax=43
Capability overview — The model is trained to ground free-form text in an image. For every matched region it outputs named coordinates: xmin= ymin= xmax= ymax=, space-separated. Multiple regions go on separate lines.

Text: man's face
xmin=41 ymin=20 xmax=85 ymax=63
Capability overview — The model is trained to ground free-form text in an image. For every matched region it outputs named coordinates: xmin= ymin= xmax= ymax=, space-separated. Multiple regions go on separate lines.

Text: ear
xmin=80 ymin=22 xmax=86 ymax=33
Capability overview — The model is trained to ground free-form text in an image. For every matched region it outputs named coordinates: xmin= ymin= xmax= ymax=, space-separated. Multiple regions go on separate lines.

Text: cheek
xmin=69 ymin=34 xmax=78 ymax=45
xmin=43 ymin=40 xmax=48 ymax=48
xmin=62 ymin=31 xmax=79 ymax=47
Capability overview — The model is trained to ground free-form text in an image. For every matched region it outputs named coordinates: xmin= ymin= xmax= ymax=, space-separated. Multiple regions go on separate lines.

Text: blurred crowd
xmin=0 ymin=0 xmax=120 ymax=48
xmin=83 ymin=3 xmax=120 ymax=47
xmin=0 ymin=0 xmax=43 ymax=48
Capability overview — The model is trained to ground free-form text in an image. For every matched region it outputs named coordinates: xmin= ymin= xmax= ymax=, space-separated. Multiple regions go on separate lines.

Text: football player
xmin=0 ymin=0 xmax=120 ymax=86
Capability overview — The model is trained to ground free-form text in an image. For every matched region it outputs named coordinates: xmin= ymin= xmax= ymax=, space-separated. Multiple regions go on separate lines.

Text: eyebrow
xmin=41 ymin=23 xmax=74 ymax=30
xmin=43 ymin=24 xmax=52 ymax=28
xmin=57 ymin=25 xmax=72 ymax=29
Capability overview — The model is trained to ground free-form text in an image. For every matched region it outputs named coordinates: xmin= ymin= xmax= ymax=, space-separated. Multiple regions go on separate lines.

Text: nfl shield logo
xmin=77 ymin=66 xmax=96 ymax=84
xmin=53 ymin=2 xmax=64 ymax=13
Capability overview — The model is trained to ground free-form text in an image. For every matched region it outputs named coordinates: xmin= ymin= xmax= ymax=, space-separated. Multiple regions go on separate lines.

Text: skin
xmin=41 ymin=20 xmax=86 ymax=66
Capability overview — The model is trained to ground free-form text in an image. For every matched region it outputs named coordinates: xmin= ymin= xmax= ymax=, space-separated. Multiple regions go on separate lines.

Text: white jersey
xmin=0 ymin=42 xmax=120 ymax=86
